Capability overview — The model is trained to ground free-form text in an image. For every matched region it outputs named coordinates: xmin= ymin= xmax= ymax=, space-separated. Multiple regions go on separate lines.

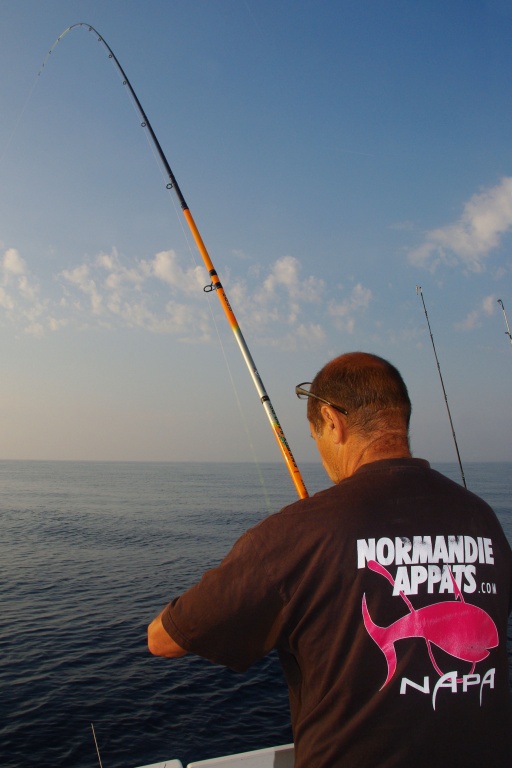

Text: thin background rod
xmin=416 ymin=286 xmax=467 ymax=488
xmin=497 ymin=299 xmax=512 ymax=347
xmin=43 ymin=23 xmax=308 ymax=499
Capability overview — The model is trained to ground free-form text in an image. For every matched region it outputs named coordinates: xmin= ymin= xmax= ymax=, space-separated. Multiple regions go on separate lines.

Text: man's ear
xmin=320 ymin=404 xmax=335 ymax=430
xmin=320 ymin=405 xmax=345 ymax=444
xmin=320 ymin=405 xmax=340 ymax=437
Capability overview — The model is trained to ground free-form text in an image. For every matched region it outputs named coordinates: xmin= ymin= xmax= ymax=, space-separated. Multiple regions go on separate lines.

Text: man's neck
xmin=343 ymin=432 xmax=412 ymax=480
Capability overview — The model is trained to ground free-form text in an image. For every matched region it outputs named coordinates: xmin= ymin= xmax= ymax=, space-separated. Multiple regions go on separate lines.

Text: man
xmin=148 ymin=352 xmax=512 ymax=767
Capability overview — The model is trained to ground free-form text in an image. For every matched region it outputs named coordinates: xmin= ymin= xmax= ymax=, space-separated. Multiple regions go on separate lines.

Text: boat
xmin=134 ymin=743 xmax=294 ymax=768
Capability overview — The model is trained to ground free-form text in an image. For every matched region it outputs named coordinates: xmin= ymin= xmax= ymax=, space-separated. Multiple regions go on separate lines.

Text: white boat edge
xmin=134 ymin=742 xmax=295 ymax=768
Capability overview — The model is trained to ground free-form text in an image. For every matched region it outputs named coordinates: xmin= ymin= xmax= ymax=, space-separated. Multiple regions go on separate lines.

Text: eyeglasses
xmin=295 ymin=382 xmax=349 ymax=416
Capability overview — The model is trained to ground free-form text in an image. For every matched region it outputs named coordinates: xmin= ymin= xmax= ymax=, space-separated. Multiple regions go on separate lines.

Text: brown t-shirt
xmin=162 ymin=459 xmax=512 ymax=767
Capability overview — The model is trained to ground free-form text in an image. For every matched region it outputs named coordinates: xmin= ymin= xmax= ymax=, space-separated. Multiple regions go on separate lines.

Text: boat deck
xmin=136 ymin=743 xmax=294 ymax=768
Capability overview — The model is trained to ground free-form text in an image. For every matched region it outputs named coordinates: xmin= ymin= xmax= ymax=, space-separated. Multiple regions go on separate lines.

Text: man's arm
xmin=147 ymin=609 xmax=188 ymax=658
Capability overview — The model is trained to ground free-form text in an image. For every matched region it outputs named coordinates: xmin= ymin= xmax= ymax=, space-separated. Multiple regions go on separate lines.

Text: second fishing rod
xmin=416 ymin=286 xmax=466 ymax=489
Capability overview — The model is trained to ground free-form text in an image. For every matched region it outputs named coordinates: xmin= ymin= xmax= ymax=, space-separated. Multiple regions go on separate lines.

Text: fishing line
xmin=212 ymin=319 xmax=275 ymax=514
xmin=416 ymin=286 xmax=466 ymax=488
xmin=166 ymin=188 xmax=276 ymax=512
xmin=134 ymin=109 xmax=273 ymax=506
xmin=91 ymin=723 xmax=104 ymax=768
xmin=160 ymin=149 xmax=278 ymax=512
xmin=0 ymin=60 xmax=46 ymax=168
xmin=40 ymin=23 xmax=308 ymax=499
xmin=497 ymin=299 xmax=512 ymax=348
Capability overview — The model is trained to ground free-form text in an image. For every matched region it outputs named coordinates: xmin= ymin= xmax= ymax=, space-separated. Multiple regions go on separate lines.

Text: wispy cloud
xmin=0 ymin=248 xmax=48 ymax=336
xmin=229 ymin=255 xmax=371 ymax=348
xmin=328 ymin=283 xmax=373 ymax=333
xmin=408 ymin=177 xmax=512 ymax=273
xmin=58 ymin=248 xmax=211 ymax=339
xmin=146 ymin=250 xmax=206 ymax=295
xmin=228 ymin=255 xmax=328 ymax=348
xmin=0 ymin=247 xmax=373 ymax=347
xmin=455 ymin=293 xmax=497 ymax=331
xmin=60 ymin=263 xmax=104 ymax=315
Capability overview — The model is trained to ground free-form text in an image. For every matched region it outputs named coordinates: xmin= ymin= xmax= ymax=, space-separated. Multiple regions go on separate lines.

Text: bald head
xmin=307 ymin=352 xmax=411 ymax=439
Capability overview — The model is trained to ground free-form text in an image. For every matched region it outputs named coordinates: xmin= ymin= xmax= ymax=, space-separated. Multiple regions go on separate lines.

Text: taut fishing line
xmin=0 ymin=38 xmax=54 ymax=168
xmin=39 ymin=23 xmax=308 ymax=499
xmin=0 ymin=78 xmax=40 ymax=168
xmin=142 ymin=124 xmax=260 ymax=480
xmin=416 ymin=286 xmax=467 ymax=488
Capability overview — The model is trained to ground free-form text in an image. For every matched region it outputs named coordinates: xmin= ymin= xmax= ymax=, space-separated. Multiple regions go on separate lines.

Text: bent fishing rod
xmin=416 ymin=286 xmax=467 ymax=488
xmin=42 ymin=23 xmax=308 ymax=499
xmin=497 ymin=299 xmax=512 ymax=348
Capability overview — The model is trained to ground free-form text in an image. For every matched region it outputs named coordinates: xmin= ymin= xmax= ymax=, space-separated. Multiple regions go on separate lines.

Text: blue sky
xmin=1 ymin=1 xmax=511 ymax=483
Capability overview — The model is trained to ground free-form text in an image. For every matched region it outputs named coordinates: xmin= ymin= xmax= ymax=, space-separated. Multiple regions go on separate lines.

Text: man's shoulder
xmin=251 ymin=481 xmax=353 ymax=541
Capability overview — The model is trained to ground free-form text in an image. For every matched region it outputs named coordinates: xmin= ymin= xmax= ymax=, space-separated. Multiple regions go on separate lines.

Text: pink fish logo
xmin=362 ymin=560 xmax=498 ymax=689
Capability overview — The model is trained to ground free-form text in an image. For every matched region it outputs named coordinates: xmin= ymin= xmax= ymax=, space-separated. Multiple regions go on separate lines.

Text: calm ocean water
xmin=0 ymin=460 xmax=511 ymax=768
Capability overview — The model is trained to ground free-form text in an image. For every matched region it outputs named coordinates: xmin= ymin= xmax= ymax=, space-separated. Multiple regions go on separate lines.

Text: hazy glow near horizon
xmin=1 ymin=1 xmax=511 ymax=476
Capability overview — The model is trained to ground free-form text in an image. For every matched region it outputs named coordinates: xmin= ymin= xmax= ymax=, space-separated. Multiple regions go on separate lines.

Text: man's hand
xmin=147 ymin=610 xmax=188 ymax=658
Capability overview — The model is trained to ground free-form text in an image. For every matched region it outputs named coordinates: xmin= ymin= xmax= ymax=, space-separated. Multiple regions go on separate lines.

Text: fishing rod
xmin=416 ymin=286 xmax=467 ymax=488
xmin=41 ymin=23 xmax=308 ymax=499
xmin=497 ymin=299 xmax=512 ymax=347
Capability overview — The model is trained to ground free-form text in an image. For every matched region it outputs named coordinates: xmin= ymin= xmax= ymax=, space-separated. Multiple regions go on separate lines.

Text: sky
xmin=1 ymin=0 xmax=511 ymax=486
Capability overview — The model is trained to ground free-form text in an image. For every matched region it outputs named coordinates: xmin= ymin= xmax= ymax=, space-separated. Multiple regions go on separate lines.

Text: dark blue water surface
xmin=0 ymin=461 xmax=510 ymax=767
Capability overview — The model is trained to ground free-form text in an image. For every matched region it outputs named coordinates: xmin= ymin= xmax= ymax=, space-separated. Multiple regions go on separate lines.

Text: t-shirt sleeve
xmin=160 ymin=528 xmax=284 ymax=672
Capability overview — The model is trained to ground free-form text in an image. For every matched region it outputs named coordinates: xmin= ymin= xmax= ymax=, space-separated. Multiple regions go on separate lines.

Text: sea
xmin=0 ymin=460 xmax=511 ymax=768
